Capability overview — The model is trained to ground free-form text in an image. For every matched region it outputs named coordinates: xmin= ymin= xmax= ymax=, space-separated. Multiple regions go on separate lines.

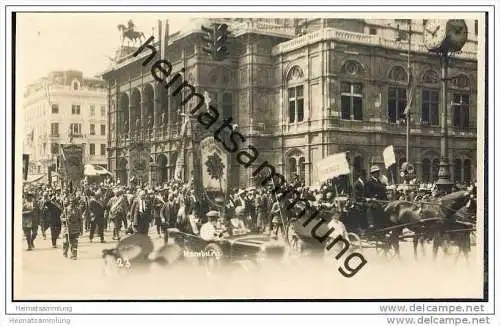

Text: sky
xmin=17 ymin=13 xmax=191 ymax=90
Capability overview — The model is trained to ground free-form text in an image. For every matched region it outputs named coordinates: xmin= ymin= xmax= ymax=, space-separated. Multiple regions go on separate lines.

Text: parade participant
xmin=366 ymin=165 xmax=388 ymax=200
xmin=106 ymin=187 xmax=129 ymax=241
xmin=61 ymin=196 xmax=83 ymax=260
xmin=42 ymin=192 xmax=62 ymax=248
xmin=256 ymin=191 xmax=269 ymax=233
xmin=39 ymin=192 xmax=50 ymax=240
xmin=244 ymin=187 xmax=257 ymax=231
xmin=160 ymin=194 xmax=176 ymax=245
xmin=83 ymin=189 xmax=92 ymax=233
xmin=365 ymin=165 xmax=388 ymax=229
xmin=88 ymin=190 xmax=106 ymax=243
xmin=130 ymin=190 xmax=152 ymax=235
xmin=270 ymin=193 xmax=285 ymax=238
xmin=153 ymin=187 xmax=166 ymax=238
xmin=199 ymin=210 xmax=221 ymax=241
xmin=230 ymin=206 xmax=250 ymax=235
xmin=22 ymin=191 xmax=39 ymax=251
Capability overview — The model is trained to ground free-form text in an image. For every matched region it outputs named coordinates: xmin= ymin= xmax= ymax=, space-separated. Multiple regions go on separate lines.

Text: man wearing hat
xmin=88 ymin=190 xmax=106 ymax=243
xmin=61 ymin=196 xmax=83 ymax=259
xmin=160 ymin=193 xmax=177 ymax=245
xmin=365 ymin=165 xmax=388 ymax=229
xmin=38 ymin=192 xmax=51 ymax=240
xmin=22 ymin=191 xmax=40 ymax=251
xmin=366 ymin=165 xmax=388 ymax=200
xmin=130 ymin=190 xmax=152 ymax=235
xmin=200 ymin=210 xmax=221 ymax=241
xmin=105 ymin=187 xmax=129 ymax=241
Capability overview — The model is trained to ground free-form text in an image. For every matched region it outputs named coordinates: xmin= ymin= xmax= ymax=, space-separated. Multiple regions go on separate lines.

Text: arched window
xmin=287 ymin=149 xmax=306 ymax=183
xmin=286 ymin=66 xmax=305 ymax=124
xmin=450 ymin=74 xmax=470 ymax=88
xmin=340 ymin=60 xmax=364 ymax=121
xmin=464 ymin=159 xmax=472 ymax=184
xmin=432 ymin=158 xmax=440 ymax=181
xmin=422 ymin=158 xmax=431 ymax=183
xmin=454 ymin=159 xmax=462 ymax=183
xmin=342 ymin=60 xmax=363 ymax=75
xmin=421 ymin=70 xmax=439 ymax=126
xmin=389 ymin=66 xmax=407 ymax=82
xmin=156 ymin=154 xmax=169 ymax=184
xmin=388 ymin=66 xmax=408 ymax=123
xmin=287 ymin=157 xmax=297 ymax=180
xmin=422 ymin=70 xmax=439 ymax=84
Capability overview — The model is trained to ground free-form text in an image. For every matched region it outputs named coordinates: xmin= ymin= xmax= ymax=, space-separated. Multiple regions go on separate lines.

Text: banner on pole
xmin=60 ymin=144 xmax=85 ymax=181
xmin=383 ymin=145 xmax=397 ymax=168
xmin=128 ymin=141 xmax=151 ymax=185
xmin=316 ymin=152 xmax=350 ymax=183
xmin=200 ymin=136 xmax=228 ymax=193
xmin=173 ymin=118 xmax=190 ymax=180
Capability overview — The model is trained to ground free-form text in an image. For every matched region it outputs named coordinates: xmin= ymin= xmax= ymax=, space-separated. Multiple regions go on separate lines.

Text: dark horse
xmin=384 ymin=190 xmax=476 ymax=261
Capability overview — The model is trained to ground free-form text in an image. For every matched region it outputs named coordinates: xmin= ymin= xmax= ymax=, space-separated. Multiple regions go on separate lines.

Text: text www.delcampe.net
xmin=381 ymin=304 xmax=491 ymax=325
xmin=385 ymin=316 xmax=491 ymax=325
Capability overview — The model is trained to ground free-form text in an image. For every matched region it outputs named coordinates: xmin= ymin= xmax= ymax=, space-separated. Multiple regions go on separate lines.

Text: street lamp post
xmin=436 ymin=52 xmax=453 ymax=193
xmin=423 ymin=19 xmax=468 ymax=194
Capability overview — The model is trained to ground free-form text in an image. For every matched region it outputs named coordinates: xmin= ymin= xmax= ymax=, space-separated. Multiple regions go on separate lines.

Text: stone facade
xmin=23 ymin=70 xmax=108 ymax=176
xmin=102 ymin=18 xmax=478 ymax=188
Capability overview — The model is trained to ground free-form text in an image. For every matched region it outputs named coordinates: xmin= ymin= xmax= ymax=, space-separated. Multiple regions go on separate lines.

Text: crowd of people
xmin=21 ymin=164 xmax=476 ymax=260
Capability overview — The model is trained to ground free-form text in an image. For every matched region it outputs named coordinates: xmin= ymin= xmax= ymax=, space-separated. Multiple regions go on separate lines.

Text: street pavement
xmin=15 ymin=227 xmax=483 ymax=300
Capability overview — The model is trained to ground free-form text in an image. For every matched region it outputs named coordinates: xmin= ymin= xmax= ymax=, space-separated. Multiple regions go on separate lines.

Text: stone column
xmin=128 ymin=91 xmax=134 ymax=136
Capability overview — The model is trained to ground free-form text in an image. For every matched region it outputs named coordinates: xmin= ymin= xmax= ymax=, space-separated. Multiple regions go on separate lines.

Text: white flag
xmin=316 ymin=152 xmax=350 ymax=183
xmin=383 ymin=145 xmax=397 ymax=168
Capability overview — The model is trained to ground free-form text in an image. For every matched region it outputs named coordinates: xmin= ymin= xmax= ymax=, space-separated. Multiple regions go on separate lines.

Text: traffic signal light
xmin=214 ymin=23 xmax=229 ymax=59
xmin=201 ymin=23 xmax=230 ymax=61
xmin=201 ymin=24 xmax=215 ymax=56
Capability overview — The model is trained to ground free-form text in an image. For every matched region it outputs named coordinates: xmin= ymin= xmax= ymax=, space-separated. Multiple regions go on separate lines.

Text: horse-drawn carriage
xmin=284 ymin=186 xmax=477 ymax=261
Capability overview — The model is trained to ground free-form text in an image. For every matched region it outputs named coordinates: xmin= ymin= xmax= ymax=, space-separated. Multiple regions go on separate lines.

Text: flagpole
xmin=406 ymin=19 xmax=412 ymax=163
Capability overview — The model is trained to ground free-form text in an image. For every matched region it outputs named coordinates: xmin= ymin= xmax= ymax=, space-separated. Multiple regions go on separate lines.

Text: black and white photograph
xmin=3 ymin=4 xmax=496 ymax=323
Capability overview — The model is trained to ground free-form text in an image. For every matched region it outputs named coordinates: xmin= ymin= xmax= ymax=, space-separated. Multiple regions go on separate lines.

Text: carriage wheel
xmin=203 ymin=243 xmax=224 ymax=276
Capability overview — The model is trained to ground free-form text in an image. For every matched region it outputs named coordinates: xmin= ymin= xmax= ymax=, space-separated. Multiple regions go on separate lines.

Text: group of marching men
xmin=22 ymin=163 xmax=475 ymax=259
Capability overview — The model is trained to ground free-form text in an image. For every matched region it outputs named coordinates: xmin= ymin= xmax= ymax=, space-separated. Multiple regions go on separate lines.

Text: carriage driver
xmin=365 ymin=165 xmax=388 ymax=229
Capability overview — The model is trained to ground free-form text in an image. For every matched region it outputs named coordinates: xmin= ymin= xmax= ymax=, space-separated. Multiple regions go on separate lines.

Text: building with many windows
xmin=102 ymin=18 xmax=478 ymax=188
xmin=23 ymin=70 xmax=108 ymax=177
